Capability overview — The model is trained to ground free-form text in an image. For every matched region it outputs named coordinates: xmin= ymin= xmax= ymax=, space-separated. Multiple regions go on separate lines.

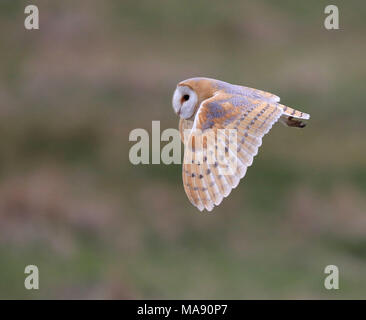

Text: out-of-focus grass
xmin=0 ymin=0 xmax=365 ymax=299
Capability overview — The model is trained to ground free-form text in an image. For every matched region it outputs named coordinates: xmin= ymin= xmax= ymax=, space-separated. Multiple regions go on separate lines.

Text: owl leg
xmin=280 ymin=116 xmax=306 ymax=128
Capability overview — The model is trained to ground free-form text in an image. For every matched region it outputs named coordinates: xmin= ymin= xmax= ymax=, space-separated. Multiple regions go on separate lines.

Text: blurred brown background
xmin=0 ymin=0 xmax=365 ymax=299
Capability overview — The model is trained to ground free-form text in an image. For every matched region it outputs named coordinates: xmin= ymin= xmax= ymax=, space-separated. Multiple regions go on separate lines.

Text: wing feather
xmin=215 ymin=80 xmax=280 ymax=103
xmin=182 ymin=92 xmax=284 ymax=211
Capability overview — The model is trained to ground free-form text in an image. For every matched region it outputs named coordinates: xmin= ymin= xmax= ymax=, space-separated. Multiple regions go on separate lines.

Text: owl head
xmin=172 ymin=77 xmax=216 ymax=119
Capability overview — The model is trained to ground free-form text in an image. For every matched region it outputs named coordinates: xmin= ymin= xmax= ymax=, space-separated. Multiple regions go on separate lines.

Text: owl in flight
xmin=172 ymin=77 xmax=310 ymax=212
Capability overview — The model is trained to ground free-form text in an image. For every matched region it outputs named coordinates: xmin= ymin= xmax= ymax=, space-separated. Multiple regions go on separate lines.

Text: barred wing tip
xmin=303 ymin=112 xmax=310 ymax=120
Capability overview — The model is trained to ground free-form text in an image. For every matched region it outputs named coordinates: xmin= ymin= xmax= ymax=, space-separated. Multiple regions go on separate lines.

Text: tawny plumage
xmin=172 ymin=77 xmax=310 ymax=212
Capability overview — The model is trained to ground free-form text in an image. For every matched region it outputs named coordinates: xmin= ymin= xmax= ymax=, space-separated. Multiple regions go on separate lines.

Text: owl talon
xmin=286 ymin=116 xmax=306 ymax=128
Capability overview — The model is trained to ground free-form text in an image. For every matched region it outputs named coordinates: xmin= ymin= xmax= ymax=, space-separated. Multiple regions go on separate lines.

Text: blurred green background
xmin=0 ymin=0 xmax=365 ymax=299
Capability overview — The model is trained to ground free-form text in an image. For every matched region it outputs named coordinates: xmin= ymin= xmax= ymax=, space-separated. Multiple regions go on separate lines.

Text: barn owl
xmin=172 ymin=77 xmax=310 ymax=212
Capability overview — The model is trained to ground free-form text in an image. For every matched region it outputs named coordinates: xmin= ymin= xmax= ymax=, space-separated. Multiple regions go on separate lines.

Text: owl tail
xmin=278 ymin=104 xmax=310 ymax=128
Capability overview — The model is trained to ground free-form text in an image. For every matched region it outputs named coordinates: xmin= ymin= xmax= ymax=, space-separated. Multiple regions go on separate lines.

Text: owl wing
xmin=182 ymin=92 xmax=283 ymax=211
xmin=216 ymin=80 xmax=281 ymax=103
xmin=179 ymin=118 xmax=194 ymax=143
xmin=233 ymin=84 xmax=310 ymax=120
xmin=236 ymin=86 xmax=280 ymax=103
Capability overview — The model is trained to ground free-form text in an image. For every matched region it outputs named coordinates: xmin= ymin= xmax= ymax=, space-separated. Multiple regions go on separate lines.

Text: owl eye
xmin=183 ymin=94 xmax=190 ymax=101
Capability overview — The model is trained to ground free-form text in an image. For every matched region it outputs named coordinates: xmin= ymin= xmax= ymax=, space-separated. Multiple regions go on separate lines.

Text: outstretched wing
xmin=215 ymin=80 xmax=281 ymax=103
xmin=182 ymin=92 xmax=283 ymax=211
